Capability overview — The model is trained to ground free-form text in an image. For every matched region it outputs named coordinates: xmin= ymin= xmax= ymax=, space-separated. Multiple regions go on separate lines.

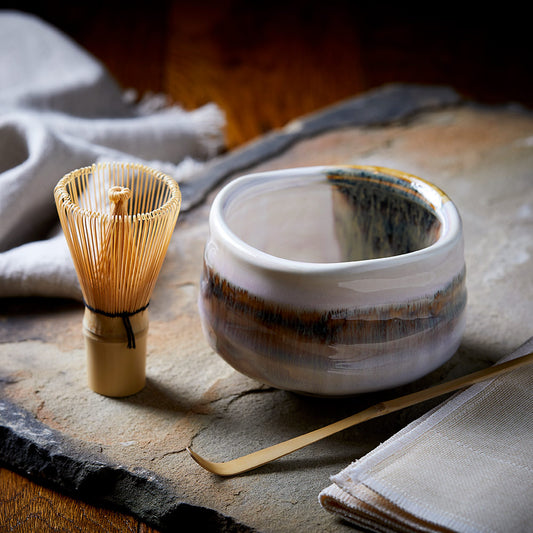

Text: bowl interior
xmin=224 ymin=173 xmax=442 ymax=263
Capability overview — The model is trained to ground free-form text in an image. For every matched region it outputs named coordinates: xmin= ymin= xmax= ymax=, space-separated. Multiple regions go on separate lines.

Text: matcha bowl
xmin=199 ymin=165 xmax=466 ymax=396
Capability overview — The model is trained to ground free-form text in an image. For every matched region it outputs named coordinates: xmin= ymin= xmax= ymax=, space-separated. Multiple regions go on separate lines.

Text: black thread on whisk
xmin=83 ymin=302 xmax=150 ymax=349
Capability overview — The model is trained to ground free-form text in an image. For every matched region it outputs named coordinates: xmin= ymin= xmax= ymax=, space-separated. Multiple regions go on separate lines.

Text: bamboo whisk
xmin=54 ymin=162 xmax=181 ymax=397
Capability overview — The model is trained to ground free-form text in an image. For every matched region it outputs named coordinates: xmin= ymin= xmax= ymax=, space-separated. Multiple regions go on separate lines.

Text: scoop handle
xmin=188 ymin=349 xmax=533 ymax=476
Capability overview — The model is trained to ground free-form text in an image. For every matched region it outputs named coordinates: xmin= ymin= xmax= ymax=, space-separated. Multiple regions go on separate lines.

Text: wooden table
xmin=2 ymin=3 xmax=532 ymax=532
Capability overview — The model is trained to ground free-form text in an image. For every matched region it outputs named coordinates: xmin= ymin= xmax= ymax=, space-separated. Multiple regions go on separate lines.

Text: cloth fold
xmin=319 ymin=337 xmax=533 ymax=533
xmin=0 ymin=10 xmax=225 ymax=299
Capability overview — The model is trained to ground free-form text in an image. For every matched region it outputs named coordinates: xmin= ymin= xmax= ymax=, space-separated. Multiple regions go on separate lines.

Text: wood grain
xmin=14 ymin=2 xmax=532 ymax=149
xmin=0 ymin=468 xmax=158 ymax=532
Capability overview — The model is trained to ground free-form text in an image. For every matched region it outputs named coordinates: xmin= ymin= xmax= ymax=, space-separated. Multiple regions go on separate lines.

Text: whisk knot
xmin=83 ymin=301 xmax=150 ymax=349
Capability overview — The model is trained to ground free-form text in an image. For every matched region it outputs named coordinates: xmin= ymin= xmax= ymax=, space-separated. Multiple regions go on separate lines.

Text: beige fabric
xmin=319 ymin=337 xmax=533 ymax=533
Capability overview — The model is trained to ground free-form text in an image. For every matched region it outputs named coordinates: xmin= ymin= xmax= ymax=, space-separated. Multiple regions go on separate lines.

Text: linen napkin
xmin=319 ymin=337 xmax=533 ymax=533
xmin=0 ymin=10 xmax=225 ymax=300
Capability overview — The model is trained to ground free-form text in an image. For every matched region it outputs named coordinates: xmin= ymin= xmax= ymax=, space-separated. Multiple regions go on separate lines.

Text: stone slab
xmin=1 ymin=85 xmax=532 ymax=532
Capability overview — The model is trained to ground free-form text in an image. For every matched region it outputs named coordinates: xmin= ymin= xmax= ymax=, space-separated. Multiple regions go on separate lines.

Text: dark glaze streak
xmin=328 ymin=172 xmax=442 ymax=261
xmin=201 ymin=264 xmax=466 ymax=345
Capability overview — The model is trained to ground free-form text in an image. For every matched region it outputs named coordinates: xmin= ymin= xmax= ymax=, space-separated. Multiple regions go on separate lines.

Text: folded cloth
xmin=0 ymin=10 xmax=225 ymax=299
xmin=319 ymin=337 xmax=533 ymax=533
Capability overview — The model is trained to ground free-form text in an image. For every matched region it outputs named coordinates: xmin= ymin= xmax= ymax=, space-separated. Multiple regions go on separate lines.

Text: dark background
xmin=3 ymin=1 xmax=532 ymax=148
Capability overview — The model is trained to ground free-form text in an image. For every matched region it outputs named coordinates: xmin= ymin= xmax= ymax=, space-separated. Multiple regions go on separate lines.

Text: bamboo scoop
xmin=54 ymin=162 xmax=181 ymax=397
xmin=188 ymin=350 xmax=533 ymax=476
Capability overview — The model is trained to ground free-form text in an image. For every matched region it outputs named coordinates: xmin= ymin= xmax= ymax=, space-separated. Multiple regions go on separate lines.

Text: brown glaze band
xmin=200 ymin=264 xmax=466 ymax=346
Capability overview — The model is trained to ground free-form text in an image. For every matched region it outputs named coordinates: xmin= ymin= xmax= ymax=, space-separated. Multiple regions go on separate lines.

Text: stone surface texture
xmin=1 ymin=85 xmax=532 ymax=532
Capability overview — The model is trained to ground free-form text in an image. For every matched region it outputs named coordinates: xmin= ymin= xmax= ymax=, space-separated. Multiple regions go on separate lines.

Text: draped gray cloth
xmin=0 ymin=10 xmax=225 ymax=299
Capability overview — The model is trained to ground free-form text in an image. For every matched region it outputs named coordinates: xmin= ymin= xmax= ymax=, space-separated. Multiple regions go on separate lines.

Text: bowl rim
xmin=54 ymin=162 xmax=182 ymax=222
xmin=209 ymin=165 xmax=463 ymax=276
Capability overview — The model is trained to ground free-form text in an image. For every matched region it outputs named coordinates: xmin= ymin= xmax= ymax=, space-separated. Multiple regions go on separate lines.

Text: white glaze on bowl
xmin=199 ymin=165 xmax=466 ymax=396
